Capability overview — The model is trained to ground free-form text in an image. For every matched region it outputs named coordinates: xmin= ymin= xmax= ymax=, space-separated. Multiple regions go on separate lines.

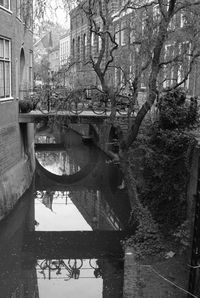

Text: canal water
xmin=0 ymin=126 xmax=132 ymax=298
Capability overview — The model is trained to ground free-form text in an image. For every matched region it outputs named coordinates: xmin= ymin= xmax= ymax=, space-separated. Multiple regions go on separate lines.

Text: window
xmin=0 ymin=37 xmax=11 ymax=99
xmin=83 ymin=34 xmax=87 ymax=60
xmin=121 ymin=21 xmax=126 ymax=46
xmin=17 ymin=0 xmax=33 ymax=29
xmin=17 ymin=0 xmax=22 ymax=18
xmin=72 ymin=38 xmax=75 ymax=58
xmin=77 ymin=36 xmax=80 ymax=60
xmin=115 ymin=24 xmax=120 ymax=44
xmin=91 ymin=32 xmax=95 ymax=47
xmin=29 ymin=50 xmax=33 ymax=90
xmin=0 ymin=0 xmax=10 ymax=10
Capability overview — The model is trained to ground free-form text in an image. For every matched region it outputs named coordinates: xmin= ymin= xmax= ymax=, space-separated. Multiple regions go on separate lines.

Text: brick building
xmin=0 ymin=1 xmax=35 ymax=220
xmin=69 ymin=1 xmax=200 ymax=97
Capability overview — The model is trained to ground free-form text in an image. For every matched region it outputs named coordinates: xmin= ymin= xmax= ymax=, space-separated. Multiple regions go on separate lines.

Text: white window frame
xmin=121 ymin=21 xmax=126 ymax=46
xmin=0 ymin=37 xmax=12 ymax=100
xmin=29 ymin=50 xmax=33 ymax=90
xmin=115 ymin=24 xmax=120 ymax=45
xmin=0 ymin=0 xmax=11 ymax=11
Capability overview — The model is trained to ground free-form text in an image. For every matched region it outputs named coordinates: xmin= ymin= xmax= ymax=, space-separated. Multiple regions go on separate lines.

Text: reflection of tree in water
xmin=36 ymin=151 xmax=81 ymax=175
xmin=36 ymin=191 xmax=68 ymax=211
xmin=69 ymin=189 xmax=121 ymax=231
xmin=59 ymin=151 xmax=80 ymax=175
xmin=36 ymin=152 xmax=60 ymax=167
xmin=35 ymin=135 xmax=56 ymax=144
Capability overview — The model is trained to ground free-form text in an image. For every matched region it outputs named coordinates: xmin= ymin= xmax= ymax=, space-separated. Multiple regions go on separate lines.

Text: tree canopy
xmin=32 ymin=0 xmax=200 ymax=152
xmin=69 ymin=0 xmax=200 ymax=151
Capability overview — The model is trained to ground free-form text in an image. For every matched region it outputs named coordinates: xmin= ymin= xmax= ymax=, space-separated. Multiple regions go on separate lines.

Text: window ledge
xmin=0 ymin=5 xmax=12 ymax=15
xmin=16 ymin=16 xmax=23 ymax=23
xmin=0 ymin=97 xmax=14 ymax=102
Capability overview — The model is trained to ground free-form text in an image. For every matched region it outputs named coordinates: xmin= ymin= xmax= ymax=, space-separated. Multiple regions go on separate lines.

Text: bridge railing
xmin=19 ymin=86 xmax=136 ymax=116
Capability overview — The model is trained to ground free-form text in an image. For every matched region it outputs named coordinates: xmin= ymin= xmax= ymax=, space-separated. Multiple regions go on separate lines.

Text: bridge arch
xmin=36 ymin=157 xmax=97 ymax=185
xmin=35 ymin=142 xmax=102 ymax=191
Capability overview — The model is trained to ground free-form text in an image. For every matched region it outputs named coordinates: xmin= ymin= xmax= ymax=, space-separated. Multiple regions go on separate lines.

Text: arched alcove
xmin=19 ymin=48 xmax=25 ymax=96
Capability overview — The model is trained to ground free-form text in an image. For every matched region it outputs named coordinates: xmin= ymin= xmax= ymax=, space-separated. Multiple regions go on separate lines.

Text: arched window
xmin=72 ymin=38 xmax=75 ymax=58
xmin=20 ymin=48 xmax=25 ymax=87
xmin=77 ymin=36 xmax=80 ymax=60
xmin=83 ymin=34 xmax=87 ymax=60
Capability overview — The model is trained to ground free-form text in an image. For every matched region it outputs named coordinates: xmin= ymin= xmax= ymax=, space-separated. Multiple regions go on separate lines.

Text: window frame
xmin=0 ymin=0 xmax=11 ymax=11
xmin=0 ymin=37 xmax=12 ymax=100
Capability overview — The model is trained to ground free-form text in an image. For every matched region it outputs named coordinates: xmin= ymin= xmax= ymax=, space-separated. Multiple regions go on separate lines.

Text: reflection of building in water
xmin=69 ymin=189 xmax=121 ymax=230
xmin=41 ymin=190 xmax=54 ymax=211
xmin=100 ymin=259 xmax=124 ymax=298
xmin=0 ymin=184 xmax=39 ymax=298
xmin=36 ymin=191 xmax=68 ymax=210
xmin=34 ymin=257 xmax=123 ymax=298
xmin=36 ymin=152 xmax=60 ymax=168
xmin=60 ymin=151 xmax=80 ymax=175
xmin=11 ymin=267 xmax=39 ymax=298
xmin=36 ymin=148 xmax=87 ymax=175
xmin=35 ymin=135 xmax=56 ymax=143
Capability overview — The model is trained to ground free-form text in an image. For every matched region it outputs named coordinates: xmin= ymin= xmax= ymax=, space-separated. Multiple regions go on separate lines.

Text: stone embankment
xmin=123 ymin=246 xmax=191 ymax=298
xmin=0 ymin=101 xmax=35 ymax=220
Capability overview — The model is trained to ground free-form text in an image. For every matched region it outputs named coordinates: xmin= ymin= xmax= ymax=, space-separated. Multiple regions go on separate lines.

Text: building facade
xmin=69 ymin=1 xmax=200 ymax=98
xmin=49 ymin=45 xmax=60 ymax=73
xmin=60 ymin=30 xmax=71 ymax=67
xmin=0 ymin=0 xmax=35 ymax=220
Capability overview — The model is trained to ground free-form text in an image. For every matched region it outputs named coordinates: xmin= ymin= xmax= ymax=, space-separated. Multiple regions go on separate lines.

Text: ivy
xmin=141 ymin=127 xmax=196 ymax=234
xmin=158 ymin=88 xmax=198 ymax=129
xmin=126 ymin=88 xmax=198 ymax=252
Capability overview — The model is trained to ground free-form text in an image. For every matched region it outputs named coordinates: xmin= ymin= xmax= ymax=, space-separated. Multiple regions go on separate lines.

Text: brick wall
xmin=0 ymin=4 xmax=34 ymax=220
xmin=0 ymin=125 xmax=21 ymax=176
xmin=0 ymin=4 xmax=33 ymax=98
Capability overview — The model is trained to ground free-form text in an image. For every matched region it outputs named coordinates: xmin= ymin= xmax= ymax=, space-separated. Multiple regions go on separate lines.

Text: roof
xmin=34 ymin=31 xmax=53 ymax=48
xmin=60 ymin=29 xmax=70 ymax=40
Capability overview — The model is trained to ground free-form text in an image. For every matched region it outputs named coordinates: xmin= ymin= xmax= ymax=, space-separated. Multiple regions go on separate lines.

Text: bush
xmin=128 ymin=89 xmax=198 ymax=235
xmin=158 ymin=88 xmax=198 ymax=129
xmin=19 ymin=99 xmax=33 ymax=113
xmin=140 ymin=126 xmax=196 ymax=234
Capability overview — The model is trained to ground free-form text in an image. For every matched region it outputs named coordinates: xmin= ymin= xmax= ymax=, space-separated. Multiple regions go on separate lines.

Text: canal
xmin=0 ymin=125 xmax=132 ymax=298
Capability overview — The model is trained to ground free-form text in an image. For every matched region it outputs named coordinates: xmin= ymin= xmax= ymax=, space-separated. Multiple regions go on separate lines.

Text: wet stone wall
xmin=0 ymin=101 xmax=35 ymax=220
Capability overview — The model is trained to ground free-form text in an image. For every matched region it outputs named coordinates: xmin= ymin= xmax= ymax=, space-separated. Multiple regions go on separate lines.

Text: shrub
xmin=19 ymin=99 xmax=33 ymax=113
xmin=158 ymin=88 xmax=198 ymax=129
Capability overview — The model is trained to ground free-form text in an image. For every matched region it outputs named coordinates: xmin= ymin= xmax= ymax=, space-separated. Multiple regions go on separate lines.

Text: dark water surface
xmin=0 ymin=127 xmax=131 ymax=298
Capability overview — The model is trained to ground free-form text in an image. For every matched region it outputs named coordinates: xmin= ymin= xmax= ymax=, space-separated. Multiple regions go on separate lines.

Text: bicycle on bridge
xmin=33 ymin=87 xmax=136 ymax=116
xmin=88 ymin=94 xmax=135 ymax=116
xmin=38 ymin=87 xmax=86 ymax=115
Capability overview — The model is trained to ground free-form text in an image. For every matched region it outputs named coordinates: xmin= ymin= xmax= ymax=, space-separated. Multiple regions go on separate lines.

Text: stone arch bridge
xmin=19 ymin=111 xmax=129 ymax=154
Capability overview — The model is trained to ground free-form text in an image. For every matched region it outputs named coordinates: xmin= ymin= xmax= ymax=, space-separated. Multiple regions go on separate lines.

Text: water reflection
xmin=35 ymin=128 xmax=131 ymax=231
xmin=36 ymin=128 xmax=90 ymax=176
xmin=0 ymin=126 xmax=131 ymax=297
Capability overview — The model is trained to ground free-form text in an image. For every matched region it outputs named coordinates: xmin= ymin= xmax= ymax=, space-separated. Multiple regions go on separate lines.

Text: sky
xmin=35 ymin=197 xmax=103 ymax=298
xmin=35 ymin=197 xmax=92 ymax=231
xmin=45 ymin=0 xmax=70 ymax=28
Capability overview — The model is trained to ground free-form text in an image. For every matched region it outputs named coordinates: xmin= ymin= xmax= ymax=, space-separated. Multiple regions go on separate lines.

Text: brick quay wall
xmin=0 ymin=101 xmax=35 ymax=220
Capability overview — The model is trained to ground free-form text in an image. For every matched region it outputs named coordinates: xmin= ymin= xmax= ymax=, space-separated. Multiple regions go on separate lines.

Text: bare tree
xmin=72 ymin=0 xmax=200 ymax=154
